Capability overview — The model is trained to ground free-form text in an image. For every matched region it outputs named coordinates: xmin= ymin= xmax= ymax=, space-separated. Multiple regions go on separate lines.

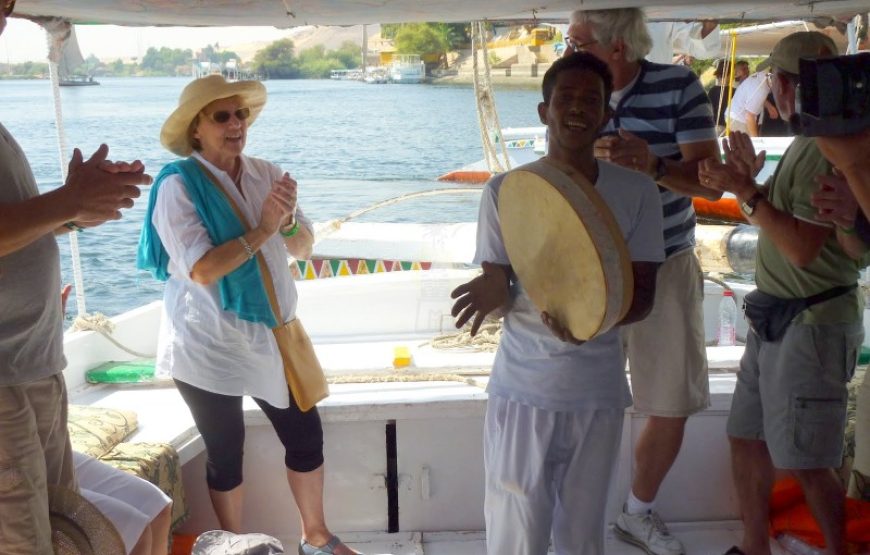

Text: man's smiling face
xmin=539 ymin=67 xmax=610 ymax=156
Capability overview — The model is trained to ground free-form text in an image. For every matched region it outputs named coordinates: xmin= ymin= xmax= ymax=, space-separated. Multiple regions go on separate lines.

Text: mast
xmin=362 ymin=24 xmax=368 ymax=79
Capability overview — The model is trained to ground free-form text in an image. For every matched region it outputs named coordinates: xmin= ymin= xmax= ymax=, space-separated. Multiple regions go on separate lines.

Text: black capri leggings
xmin=174 ymin=379 xmax=324 ymax=491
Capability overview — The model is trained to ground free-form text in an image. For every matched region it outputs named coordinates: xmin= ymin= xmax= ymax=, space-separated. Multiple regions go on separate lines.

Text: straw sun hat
xmin=160 ymin=74 xmax=267 ymax=157
xmin=48 ymin=486 xmax=126 ymax=555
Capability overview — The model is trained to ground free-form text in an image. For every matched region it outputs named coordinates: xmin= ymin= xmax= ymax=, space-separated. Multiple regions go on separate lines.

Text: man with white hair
xmin=564 ymin=8 xmax=720 ymax=555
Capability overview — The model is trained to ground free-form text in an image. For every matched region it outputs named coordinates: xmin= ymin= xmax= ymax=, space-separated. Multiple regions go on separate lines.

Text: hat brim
xmin=757 ymin=58 xmax=772 ymax=72
xmin=160 ymin=79 xmax=267 ymax=157
xmin=49 ymin=486 xmax=126 ymax=555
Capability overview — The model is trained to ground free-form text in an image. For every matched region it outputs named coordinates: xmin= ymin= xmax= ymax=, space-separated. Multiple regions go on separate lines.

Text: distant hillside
xmin=227 ymin=24 xmax=378 ymax=62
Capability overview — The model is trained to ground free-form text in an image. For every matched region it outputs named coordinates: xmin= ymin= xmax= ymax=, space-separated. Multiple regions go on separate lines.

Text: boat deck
xmin=331 ymin=526 xmax=792 ymax=554
xmin=63 ymin=299 xmax=778 ymax=554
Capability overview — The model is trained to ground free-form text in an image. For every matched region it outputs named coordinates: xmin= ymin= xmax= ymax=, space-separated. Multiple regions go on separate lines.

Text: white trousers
xmin=484 ymin=394 xmax=624 ymax=555
xmin=74 ymin=451 xmax=172 ymax=554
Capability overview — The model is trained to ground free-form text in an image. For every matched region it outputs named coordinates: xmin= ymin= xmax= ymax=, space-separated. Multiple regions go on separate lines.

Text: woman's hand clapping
xmin=259 ymin=172 xmax=297 ymax=235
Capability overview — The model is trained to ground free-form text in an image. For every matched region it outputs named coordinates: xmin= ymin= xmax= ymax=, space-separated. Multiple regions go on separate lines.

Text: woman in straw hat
xmin=137 ymin=75 xmax=361 ymax=555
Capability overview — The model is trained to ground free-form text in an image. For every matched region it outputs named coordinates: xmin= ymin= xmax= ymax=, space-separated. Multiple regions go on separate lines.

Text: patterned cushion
xmin=68 ymin=405 xmax=138 ymax=458
xmin=100 ymin=442 xmax=189 ymax=531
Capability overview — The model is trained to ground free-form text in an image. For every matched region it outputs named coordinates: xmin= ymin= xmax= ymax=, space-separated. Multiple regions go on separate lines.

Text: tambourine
xmin=498 ymin=159 xmax=633 ymax=340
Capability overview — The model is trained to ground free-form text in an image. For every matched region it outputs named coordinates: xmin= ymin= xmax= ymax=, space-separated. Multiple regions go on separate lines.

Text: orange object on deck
xmin=437 ymin=168 xmax=749 ymax=226
xmin=436 ymin=170 xmax=492 ymax=184
xmin=693 ymin=196 xmax=747 ymax=224
xmin=170 ymin=533 xmax=197 ymax=555
xmin=769 ymin=477 xmax=870 ymax=550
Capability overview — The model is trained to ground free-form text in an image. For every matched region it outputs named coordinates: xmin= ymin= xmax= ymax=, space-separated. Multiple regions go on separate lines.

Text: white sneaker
xmin=614 ymin=508 xmax=685 ymax=555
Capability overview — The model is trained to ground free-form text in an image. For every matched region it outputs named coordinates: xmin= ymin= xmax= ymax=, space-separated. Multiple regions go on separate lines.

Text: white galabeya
xmin=614 ymin=507 xmax=686 ymax=555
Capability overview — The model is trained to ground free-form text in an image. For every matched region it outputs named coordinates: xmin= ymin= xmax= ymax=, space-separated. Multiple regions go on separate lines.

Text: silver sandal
xmin=299 ymin=535 xmax=361 ymax=555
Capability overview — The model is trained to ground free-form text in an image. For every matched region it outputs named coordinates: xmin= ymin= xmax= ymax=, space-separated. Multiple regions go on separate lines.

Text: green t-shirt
xmin=755 ymin=136 xmax=865 ymax=325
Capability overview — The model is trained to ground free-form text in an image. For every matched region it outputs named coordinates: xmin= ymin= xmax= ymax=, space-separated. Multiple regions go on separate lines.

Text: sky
xmin=0 ymin=18 xmax=300 ymax=63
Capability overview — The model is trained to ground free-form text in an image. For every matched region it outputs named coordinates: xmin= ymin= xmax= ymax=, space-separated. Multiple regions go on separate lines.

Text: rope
xmin=429 ymin=320 xmax=502 ymax=352
xmin=312 ymin=187 xmax=479 ymax=246
xmin=471 ymin=21 xmax=510 ymax=174
xmin=70 ymin=313 xmax=156 ymax=359
xmin=724 ymin=30 xmax=738 ymax=137
xmin=40 ymin=18 xmax=159 ymax=360
xmin=45 ymin=22 xmax=87 ymax=317
xmin=328 ymin=373 xmax=482 ymax=386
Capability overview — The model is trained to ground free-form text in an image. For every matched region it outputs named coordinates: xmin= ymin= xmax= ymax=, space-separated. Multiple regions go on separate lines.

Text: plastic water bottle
xmin=717 ymin=289 xmax=738 ymax=346
xmin=776 ymin=533 xmax=826 ymax=555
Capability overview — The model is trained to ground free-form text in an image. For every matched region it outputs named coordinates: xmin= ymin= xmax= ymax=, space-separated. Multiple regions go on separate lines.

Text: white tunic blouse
xmin=151 ymin=152 xmax=312 ymax=409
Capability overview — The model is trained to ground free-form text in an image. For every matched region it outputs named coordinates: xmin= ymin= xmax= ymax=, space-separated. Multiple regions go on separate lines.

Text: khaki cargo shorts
xmin=623 ymin=248 xmax=710 ymax=417
xmin=727 ymin=321 xmax=863 ymax=469
xmin=0 ymin=374 xmax=76 ymax=555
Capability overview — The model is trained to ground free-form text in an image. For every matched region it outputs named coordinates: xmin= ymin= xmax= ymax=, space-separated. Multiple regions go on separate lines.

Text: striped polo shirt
xmin=603 ymin=60 xmax=716 ymax=257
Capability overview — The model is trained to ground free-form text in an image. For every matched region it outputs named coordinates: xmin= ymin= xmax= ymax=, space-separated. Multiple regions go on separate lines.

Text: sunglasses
xmin=564 ymin=36 xmax=598 ymax=53
xmin=3 ymin=0 xmax=15 ymax=17
xmin=207 ymin=107 xmax=251 ymax=124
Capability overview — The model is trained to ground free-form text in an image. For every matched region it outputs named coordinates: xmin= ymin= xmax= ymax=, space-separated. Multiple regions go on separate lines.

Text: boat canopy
xmin=12 ymin=0 xmax=870 ymax=28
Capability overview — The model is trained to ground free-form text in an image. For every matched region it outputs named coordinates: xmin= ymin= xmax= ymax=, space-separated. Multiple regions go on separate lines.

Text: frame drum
xmin=498 ymin=160 xmax=633 ymax=340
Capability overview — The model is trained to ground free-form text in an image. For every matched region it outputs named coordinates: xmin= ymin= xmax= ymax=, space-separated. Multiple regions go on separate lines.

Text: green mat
xmin=86 ymin=359 xmax=156 ymax=384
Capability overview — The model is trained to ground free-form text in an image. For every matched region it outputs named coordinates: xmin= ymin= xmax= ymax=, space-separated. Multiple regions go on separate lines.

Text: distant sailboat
xmin=59 ymin=27 xmax=99 ymax=86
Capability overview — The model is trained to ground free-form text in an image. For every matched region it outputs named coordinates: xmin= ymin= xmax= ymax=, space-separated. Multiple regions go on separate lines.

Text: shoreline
xmin=429 ymin=73 xmax=543 ymax=90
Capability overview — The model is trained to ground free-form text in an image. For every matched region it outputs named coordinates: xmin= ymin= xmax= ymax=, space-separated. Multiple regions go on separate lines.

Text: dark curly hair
xmin=541 ymin=52 xmax=614 ymax=106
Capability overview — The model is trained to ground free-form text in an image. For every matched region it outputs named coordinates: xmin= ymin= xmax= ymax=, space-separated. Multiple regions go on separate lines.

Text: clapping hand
xmin=722 ymin=131 xmax=765 ymax=178
xmin=699 ymin=132 xmax=759 ymax=199
xmin=811 ymin=170 xmax=859 ymax=230
xmin=64 ymin=144 xmax=150 ymax=225
xmin=260 ymin=172 xmax=297 ymax=235
xmin=594 ymin=129 xmax=652 ymax=174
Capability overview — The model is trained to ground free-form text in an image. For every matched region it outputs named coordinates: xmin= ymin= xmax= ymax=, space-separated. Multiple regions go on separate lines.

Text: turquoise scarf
xmin=137 ymin=157 xmax=278 ymax=327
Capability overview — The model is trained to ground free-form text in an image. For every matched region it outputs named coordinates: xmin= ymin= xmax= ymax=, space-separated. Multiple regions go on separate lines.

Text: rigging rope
xmin=429 ymin=320 xmax=502 ymax=352
xmin=46 ymin=21 xmax=87 ymax=317
xmin=312 ymin=187 xmax=479 ymax=246
xmin=44 ymin=20 xmax=157 ymax=359
xmin=70 ymin=314 xmax=155 ymax=359
xmin=723 ymin=30 xmax=738 ymax=137
xmin=471 ymin=21 xmax=510 ymax=175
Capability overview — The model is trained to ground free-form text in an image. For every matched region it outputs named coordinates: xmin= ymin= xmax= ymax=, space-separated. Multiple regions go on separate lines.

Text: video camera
xmin=793 ymin=52 xmax=870 ymax=137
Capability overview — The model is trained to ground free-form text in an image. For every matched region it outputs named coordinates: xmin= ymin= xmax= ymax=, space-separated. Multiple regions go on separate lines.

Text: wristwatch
xmin=740 ymin=191 xmax=765 ymax=217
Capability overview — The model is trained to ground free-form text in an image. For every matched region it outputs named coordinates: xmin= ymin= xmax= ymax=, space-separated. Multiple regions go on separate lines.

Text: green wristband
xmin=838 ymin=225 xmax=857 ymax=235
xmin=280 ymin=220 xmax=300 ymax=237
xmin=64 ymin=222 xmax=84 ymax=232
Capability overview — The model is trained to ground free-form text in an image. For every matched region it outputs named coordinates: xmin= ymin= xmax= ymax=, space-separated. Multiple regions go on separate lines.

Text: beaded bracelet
xmin=238 ymin=236 xmax=255 ymax=259
xmin=64 ymin=221 xmax=84 ymax=232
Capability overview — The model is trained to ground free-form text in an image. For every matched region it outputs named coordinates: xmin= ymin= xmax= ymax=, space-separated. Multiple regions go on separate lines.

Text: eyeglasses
xmin=3 ymin=0 xmax=16 ymax=17
xmin=564 ymin=36 xmax=598 ymax=53
xmin=207 ymin=107 xmax=251 ymax=124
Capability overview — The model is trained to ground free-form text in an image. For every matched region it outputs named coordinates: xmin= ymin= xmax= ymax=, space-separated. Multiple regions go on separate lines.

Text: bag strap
xmin=192 ymin=159 xmax=284 ymax=327
xmin=804 ymin=283 xmax=857 ymax=309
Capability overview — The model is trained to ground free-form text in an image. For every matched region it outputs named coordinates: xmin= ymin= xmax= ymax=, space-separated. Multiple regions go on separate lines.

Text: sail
xmin=59 ymin=26 xmax=86 ymax=80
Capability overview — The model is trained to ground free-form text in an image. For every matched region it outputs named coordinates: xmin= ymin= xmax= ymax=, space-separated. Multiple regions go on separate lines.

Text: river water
xmin=1 ymin=77 xmax=543 ymax=318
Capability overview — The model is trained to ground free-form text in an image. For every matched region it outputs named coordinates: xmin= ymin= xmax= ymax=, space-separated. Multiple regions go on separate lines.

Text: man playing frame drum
xmin=450 ymin=53 xmax=664 ymax=554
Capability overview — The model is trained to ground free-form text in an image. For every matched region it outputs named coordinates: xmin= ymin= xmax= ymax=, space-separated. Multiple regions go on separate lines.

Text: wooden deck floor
xmin=313 ymin=524 xmax=792 ymax=554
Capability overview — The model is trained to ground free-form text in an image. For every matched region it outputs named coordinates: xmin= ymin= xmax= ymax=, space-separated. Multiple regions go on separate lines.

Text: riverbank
xmin=430 ymin=72 xmax=542 ymax=89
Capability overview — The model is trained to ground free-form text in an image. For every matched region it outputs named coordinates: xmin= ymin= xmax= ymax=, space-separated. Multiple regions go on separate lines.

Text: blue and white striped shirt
xmin=603 ymin=60 xmax=716 ymax=257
